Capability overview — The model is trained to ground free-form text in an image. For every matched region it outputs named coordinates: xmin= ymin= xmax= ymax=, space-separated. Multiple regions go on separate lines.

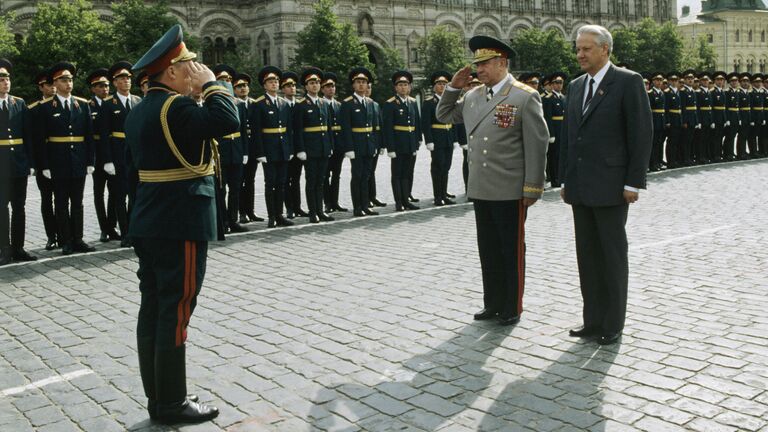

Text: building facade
xmin=678 ymin=0 xmax=768 ymax=72
xmin=4 ymin=0 xmax=676 ymax=72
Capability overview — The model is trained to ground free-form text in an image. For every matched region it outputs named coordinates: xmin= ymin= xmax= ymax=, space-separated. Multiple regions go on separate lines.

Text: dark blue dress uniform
xmin=253 ymin=66 xmax=295 ymax=227
xmin=542 ymin=72 xmax=565 ymax=184
xmin=755 ymin=75 xmax=768 ymax=157
xmin=294 ymin=68 xmax=334 ymax=223
xmin=695 ymin=82 xmax=714 ymax=163
xmin=736 ymin=73 xmax=752 ymax=159
xmin=86 ymin=68 xmax=118 ymax=242
xmin=0 ymin=59 xmax=36 ymax=264
xmin=664 ymin=74 xmax=683 ymax=168
xmin=339 ymin=67 xmax=379 ymax=215
xmin=679 ymin=75 xmax=699 ymax=166
xmin=28 ymin=70 xmax=58 ymax=249
xmin=422 ymin=71 xmax=457 ymax=206
xmin=383 ymin=70 xmax=422 ymax=212
xmin=748 ymin=77 xmax=763 ymax=157
xmin=37 ymin=63 xmax=96 ymax=255
xmin=647 ymin=73 xmax=666 ymax=170
xmin=368 ymin=97 xmax=386 ymax=209
xmin=100 ymin=62 xmax=142 ymax=245
xmin=710 ymin=71 xmax=728 ymax=162
xmin=126 ymin=24 xmax=236 ymax=425
xmin=724 ymin=73 xmax=741 ymax=160
xmin=234 ymin=73 xmax=265 ymax=223
xmin=321 ymin=72 xmax=347 ymax=212
xmin=281 ymin=71 xmax=307 ymax=219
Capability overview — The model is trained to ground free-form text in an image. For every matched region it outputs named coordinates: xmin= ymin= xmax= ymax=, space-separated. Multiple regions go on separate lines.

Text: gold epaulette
xmin=73 ymin=96 xmax=88 ymax=103
xmin=11 ymin=95 xmax=23 ymax=101
xmin=297 ymin=98 xmax=305 ymax=103
xmin=425 ymin=96 xmax=433 ymax=101
xmin=40 ymin=96 xmax=54 ymax=105
xmin=248 ymin=97 xmax=259 ymax=103
xmin=513 ymin=81 xmax=536 ymax=94
xmin=387 ymin=96 xmax=396 ymax=103
xmin=344 ymin=96 xmax=353 ymax=102
xmin=28 ymin=101 xmax=40 ymax=109
xmin=408 ymin=96 xmax=417 ymax=102
xmin=253 ymin=95 xmax=265 ymax=103
xmin=664 ymin=88 xmax=670 ymax=93
xmin=103 ymin=96 xmax=114 ymax=103
xmin=543 ymin=93 xmax=552 ymax=98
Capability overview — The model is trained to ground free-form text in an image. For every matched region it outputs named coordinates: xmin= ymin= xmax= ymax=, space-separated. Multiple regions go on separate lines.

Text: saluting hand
xmin=188 ymin=61 xmax=216 ymax=94
xmin=450 ymin=65 xmax=473 ymax=89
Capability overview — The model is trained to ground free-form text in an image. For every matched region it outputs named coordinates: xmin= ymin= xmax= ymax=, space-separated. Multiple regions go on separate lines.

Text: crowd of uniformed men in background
xmin=2 ymin=55 xmax=767 ymax=265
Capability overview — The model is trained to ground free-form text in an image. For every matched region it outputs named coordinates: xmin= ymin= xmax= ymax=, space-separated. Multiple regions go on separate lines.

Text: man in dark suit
xmin=559 ymin=25 xmax=652 ymax=345
xmin=126 ymin=25 xmax=238 ymax=424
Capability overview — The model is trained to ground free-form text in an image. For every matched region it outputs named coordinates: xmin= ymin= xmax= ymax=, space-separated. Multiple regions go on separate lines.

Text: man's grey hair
xmin=577 ymin=25 xmax=613 ymax=54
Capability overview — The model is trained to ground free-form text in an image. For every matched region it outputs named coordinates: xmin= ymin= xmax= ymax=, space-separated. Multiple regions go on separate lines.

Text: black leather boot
xmin=155 ymin=345 xmax=218 ymax=424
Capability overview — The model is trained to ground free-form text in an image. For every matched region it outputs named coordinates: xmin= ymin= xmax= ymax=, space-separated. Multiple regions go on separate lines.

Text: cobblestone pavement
xmin=1 ymin=152 xmax=767 ymax=432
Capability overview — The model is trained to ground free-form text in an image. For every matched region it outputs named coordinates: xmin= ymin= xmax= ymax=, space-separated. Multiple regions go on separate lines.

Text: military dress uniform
xmin=253 ymin=66 xmax=295 ymax=227
xmin=756 ymin=75 xmax=768 ymax=156
xmin=339 ymin=67 xmax=379 ymax=216
xmin=100 ymin=62 xmax=142 ymax=246
xmin=0 ymin=59 xmax=36 ymax=264
xmin=293 ymin=67 xmax=334 ymax=223
xmin=127 ymin=25 xmax=237 ymax=424
xmin=748 ymin=75 xmax=763 ymax=157
xmin=37 ymin=62 xmax=96 ymax=255
xmin=280 ymin=71 xmax=307 ymax=219
xmin=736 ymin=73 xmax=752 ymax=159
xmin=680 ymin=71 xmax=699 ymax=165
xmin=664 ymin=73 xmax=683 ymax=168
xmin=320 ymin=73 xmax=346 ymax=212
xmin=234 ymin=73 xmax=265 ymax=223
xmin=87 ymin=68 xmax=118 ymax=243
xmin=542 ymin=72 xmax=565 ymax=184
xmin=724 ymin=73 xmax=741 ymax=160
xmin=28 ymin=70 xmax=58 ymax=249
xmin=384 ymin=71 xmax=422 ymax=212
xmin=710 ymin=71 xmax=727 ymax=162
xmin=368 ymin=94 xmax=386 ymax=208
xmin=695 ymin=76 xmax=714 ymax=163
xmin=422 ymin=71 xmax=458 ymax=206
xmin=648 ymin=73 xmax=666 ymax=170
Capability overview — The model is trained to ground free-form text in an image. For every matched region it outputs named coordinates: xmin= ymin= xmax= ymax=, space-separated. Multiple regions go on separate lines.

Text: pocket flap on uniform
xmin=188 ymin=182 xmax=215 ymax=197
xmin=605 ymin=156 xmax=626 ymax=167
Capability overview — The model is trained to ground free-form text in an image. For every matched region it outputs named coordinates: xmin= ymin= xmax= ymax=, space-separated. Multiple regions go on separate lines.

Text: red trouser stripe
xmin=517 ymin=202 xmax=526 ymax=315
xmin=176 ymin=241 xmax=193 ymax=346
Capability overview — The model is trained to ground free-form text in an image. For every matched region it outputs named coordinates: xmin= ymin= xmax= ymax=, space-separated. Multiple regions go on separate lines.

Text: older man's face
xmin=576 ymin=33 xmax=609 ymax=74
xmin=475 ymin=57 xmax=507 ymax=85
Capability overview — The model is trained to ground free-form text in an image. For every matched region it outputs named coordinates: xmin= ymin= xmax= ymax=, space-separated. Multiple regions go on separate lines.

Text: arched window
xmin=257 ymin=32 xmax=271 ymax=65
xmin=735 ymin=30 xmax=740 ymax=42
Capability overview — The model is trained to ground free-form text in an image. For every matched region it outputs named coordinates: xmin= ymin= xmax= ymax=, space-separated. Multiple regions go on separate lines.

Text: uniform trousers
xmin=710 ymin=125 xmax=724 ymax=161
xmin=0 ymin=176 xmax=28 ymax=251
xmin=239 ymin=158 xmax=260 ymax=218
xmin=263 ymin=160 xmax=289 ymax=218
xmin=92 ymin=167 xmax=116 ymax=235
xmin=430 ymin=146 xmax=453 ymax=201
xmin=391 ymin=153 xmax=414 ymax=207
xmin=545 ymin=139 xmax=560 ymax=185
xmin=286 ymin=157 xmax=304 ymax=214
xmin=368 ymin=152 xmax=381 ymax=204
xmin=473 ymin=199 xmax=527 ymax=317
xmin=572 ymin=204 xmax=629 ymax=334
xmin=350 ymin=155 xmax=372 ymax=212
xmin=665 ymin=127 xmax=680 ymax=167
xmin=53 ymin=176 xmax=86 ymax=246
xmin=218 ymin=163 xmax=243 ymax=227
xmin=305 ymin=157 xmax=329 ymax=217
xmin=324 ymin=151 xmax=344 ymax=208
xmin=723 ymin=123 xmax=737 ymax=159
xmin=737 ymin=123 xmax=750 ymax=158
xmin=36 ymin=173 xmax=57 ymax=241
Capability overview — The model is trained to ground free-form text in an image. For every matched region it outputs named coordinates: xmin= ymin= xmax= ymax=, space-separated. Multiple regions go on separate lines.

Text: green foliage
xmin=370 ymin=47 xmax=405 ymax=105
xmin=418 ymin=25 xmax=466 ymax=87
xmin=0 ymin=13 xmax=20 ymax=59
xmin=680 ymin=34 xmax=718 ymax=71
xmin=510 ymin=28 xmax=577 ymax=76
xmin=290 ymin=0 xmax=372 ymax=99
xmin=219 ymin=41 xmax=262 ymax=83
xmin=612 ymin=18 xmax=686 ymax=72
xmin=109 ymin=0 xmax=178 ymax=64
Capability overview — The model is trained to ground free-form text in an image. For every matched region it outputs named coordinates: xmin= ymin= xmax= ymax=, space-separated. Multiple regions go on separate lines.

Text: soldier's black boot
xmin=403 ymin=180 xmax=419 ymax=210
xmin=392 ymin=179 xmax=404 ymax=211
xmin=317 ymin=190 xmax=334 ymax=221
xmin=71 ymin=206 xmax=95 ymax=253
xmin=265 ymin=190 xmax=277 ymax=228
xmin=431 ymin=172 xmax=443 ymax=206
xmin=442 ymin=174 xmax=455 ymax=205
xmin=155 ymin=345 xmax=218 ymax=425
xmin=275 ymin=189 xmax=294 ymax=227
xmin=57 ymin=212 xmax=73 ymax=255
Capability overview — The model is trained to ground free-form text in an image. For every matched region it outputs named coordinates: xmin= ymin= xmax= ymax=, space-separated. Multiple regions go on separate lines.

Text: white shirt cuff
xmin=445 ymin=85 xmax=461 ymax=92
xmin=624 ymin=185 xmax=639 ymax=193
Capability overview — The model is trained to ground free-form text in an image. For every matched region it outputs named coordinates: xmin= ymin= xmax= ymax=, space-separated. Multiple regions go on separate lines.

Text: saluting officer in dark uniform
xmin=233 ymin=73 xmax=265 ymax=224
xmin=28 ymin=70 xmax=58 ymax=250
xmin=253 ymin=66 xmax=295 ymax=227
xmin=293 ymin=67 xmax=335 ymax=223
xmin=212 ymin=64 xmax=248 ymax=233
xmin=422 ymin=71 xmax=458 ymax=206
xmin=281 ymin=71 xmax=308 ymax=219
xmin=710 ymin=71 xmax=727 ymax=162
xmin=87 ymin=68 xmax=119 ymax=243
xmin=100 ymin=62 xmax=142 ymax=247
xmin=543 ymin=72 xmax=566 ymax=185
xmin=695 ymin=73 xmax=715 ymax=164
xmin=38 ymin=62 xmax=96 ymax=256
xmin=680 ymin=70 xmax=699 ymax=166
xmin=664 ymin=72 xmax=683 ymax=168
xmin=0 ymin=59 xmax=36 ymax=265
xmin=724 ymin=72 xmax=741 ymax=160
xmin=321 ymin=72 xmax=347 ymax=212
xmin=339 ymin=67 xmax=379 ymax=216
xmin=383 ymin=70 xmax=422 ymax=212
xmin=648 ymin=72 xmax=666 ymax=171
xmin=127 ymin=25 xmax=238 ymax=424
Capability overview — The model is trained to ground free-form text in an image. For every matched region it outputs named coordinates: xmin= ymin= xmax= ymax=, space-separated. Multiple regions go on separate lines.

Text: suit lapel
xmin=580 ymin=65 xmax=615 ymax=126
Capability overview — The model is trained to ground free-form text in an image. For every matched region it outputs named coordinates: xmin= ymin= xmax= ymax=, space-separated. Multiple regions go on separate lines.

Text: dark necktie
xmin=64 ymin=99 xmax=70 ymax=112
xmin=584 ymin=78 xmax=595 ymax=112
xmin=487 ymin=88 xmax=494 ymax=102
xmin=125 ymin=98 xmax=131 ymax=112
xmin=0 ymin=100 xmax=8 ymax=124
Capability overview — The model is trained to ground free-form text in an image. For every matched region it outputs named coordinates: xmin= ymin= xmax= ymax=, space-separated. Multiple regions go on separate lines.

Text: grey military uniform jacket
xmin=436 ymin=73 xmax=549 ymax=200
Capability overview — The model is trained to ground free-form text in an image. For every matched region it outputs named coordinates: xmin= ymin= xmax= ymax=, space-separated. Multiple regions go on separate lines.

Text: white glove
xmin=453 ymin=142 xmax=459 ymax=148
xmin=29 ymin=168 xmax=35 ymax=176
xmin=104 ymin=162 xmax=116 ymax=176
xmin=710 ymin=123 xmax=715 ymax=129
xmin=548 ymin=137 xmax=556 ymax=143
xmin=43 ymin=169 xmax=51 ymax=179
xmin=297 ymin=152 xmax=307 ymax=161
xmin=739 ymin=121 xmax=742 ymax=126
xmin=387 ymin=151 xmax=396 ymax=159
xmin=694 ymin=124 xmax=701 ymax=130
xmin=763 ymin=120 xmax=766 ymax=125
xmin=378 ymin=148 xmax=386 ymax=156
xmin=87 ymin=166 xmax=95 ymax=175
xmin=412 ymin=151 xmax=417 ymax=156
xmin=426 ymin=143 xmax=434 ymax=151
xmin=289 ymin=154 xmax=294 ymax=160
xmin=750 ymin=122 xmax=754 ymax=126
xmin=345 ymin=151 xmax=355 ymax=159
xmin=460 ymin=144 xmax=468 ymax=150
xmin=725 ymin=121 xmax=730 ymax=127
xmin=257 ymin=156 xmax=267 ymax=163
xmin=243 ymin=155 xmax=249 ymax=164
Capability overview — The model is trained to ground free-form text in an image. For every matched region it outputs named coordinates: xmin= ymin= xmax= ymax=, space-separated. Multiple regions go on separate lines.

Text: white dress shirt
xmin=116 ymin=92 xmax=131 ymax=109
xmin=582 ymin=61 xmax=612 ymax=109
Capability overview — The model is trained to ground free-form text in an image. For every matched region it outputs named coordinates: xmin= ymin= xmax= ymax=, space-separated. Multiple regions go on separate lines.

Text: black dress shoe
xmin=286 ymin=211 xmax=295 ymax=219
xmin=62 ymin=244 xmax=73 ymax=256
xmin=239 ymin=215 xmax=249 ymax=224
xmin=13 ymin=249 xmax=37 ymax=262
xmin=433 ymin=199 xmax=445 ymax=206
xmin=569 ymin=326 xmax=601 ymax=338
xmin=45 ymin=238 xmax=58 ymax=250
xmin=371 ymin=198 xmax=387 ymax=207
xmin=498 ymin=313 xmax=520 ymax=326
xmin=334 ymin=205 xmax=348 ymax=212
xmin=296 ymin=209 xmax=310 ymax=217
xmin=248 ymin=213 xmax=265 ymax=222
xmin=120 ymin=238 xmax=133 ymax=248
xmin=318 ymin=213 xmax=334 ymax=222
xmin=408 ymin=196 xmax=419 ymax=203
xmin=443 ymin=197 xmax=456 ymax=205
xmin=0 ymin=253 xmax=11 ymax=266
xmin=353 ymin=210 xmax=366 ymax=217
xmin=473 ymin=309 xmax=499 ymax=320
xmin=395 ymin=205 xmax=405 ymax=212
xmin=149 ymin=395 xmax=199 ymax=420
xmin=267 ymin=218 xmax=277 ymax=228
xmin=404 ymin=202 xmax=420 ymax=210
xmin=309 ymin=214 xmax=320 ymax=223
xmin=363 ymin=209 xmax=379 ymax=216
xmin=99 ymin=232 xmax=109 ymax=242
xmin=72 ymin=241 xmax=96 ymax=253
xmin=107 ymin=230 xmax=122 ymax=241
xmin=228 ymin=223 xmax=248 ymax=233
xmin=446 ymin=192 xmax=456 ymax=199
xmin=156 ymin=398 xmax=219 ymax=425
xmin=276 ymin=216 xmax=294 ymax=227
xmin=598 ymin=332 xmax=622 ymax=345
